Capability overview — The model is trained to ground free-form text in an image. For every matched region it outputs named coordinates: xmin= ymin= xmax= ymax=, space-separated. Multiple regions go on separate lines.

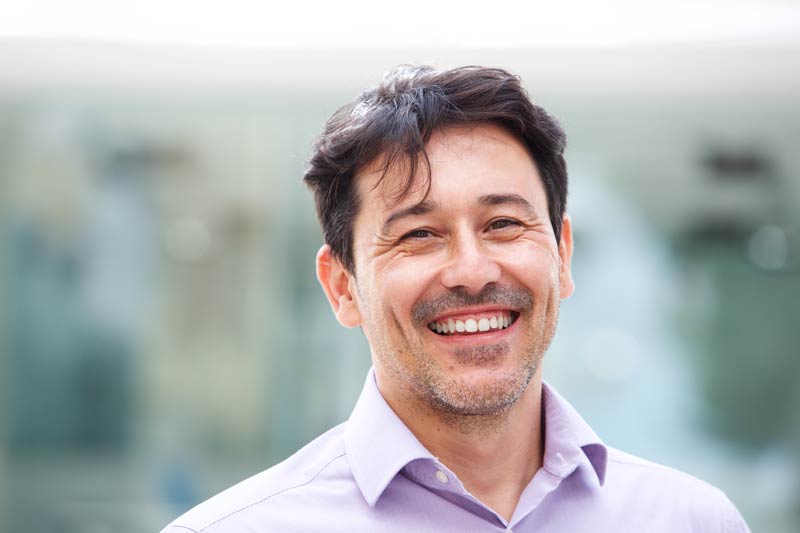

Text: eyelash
xmin=488 ymin=218 xmax=521 ymax=230
xmin=400 ymin=219 xmax=521 ymax=241
xmin=401 ymin=229 xmax=434 ymax=240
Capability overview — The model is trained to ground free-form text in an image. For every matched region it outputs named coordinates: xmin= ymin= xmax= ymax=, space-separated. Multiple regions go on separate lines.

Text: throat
xmin=424 ymin=408 xmax=544 ymax=523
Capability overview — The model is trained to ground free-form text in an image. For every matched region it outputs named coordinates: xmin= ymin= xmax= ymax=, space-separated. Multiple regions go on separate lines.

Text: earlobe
xmin=558 ymin=214 xmax=575 ymax=299
xmin=316 ymin=245 xmax=362 ymax=328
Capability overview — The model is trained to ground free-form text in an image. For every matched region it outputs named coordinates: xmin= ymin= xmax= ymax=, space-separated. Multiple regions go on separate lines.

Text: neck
xmin=378 ymin=372 xmax=545 ymax=522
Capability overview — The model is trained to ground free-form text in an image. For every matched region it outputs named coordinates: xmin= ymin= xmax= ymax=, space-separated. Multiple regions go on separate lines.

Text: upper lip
xmin=426 ymin=305 xmax=517 ymax=324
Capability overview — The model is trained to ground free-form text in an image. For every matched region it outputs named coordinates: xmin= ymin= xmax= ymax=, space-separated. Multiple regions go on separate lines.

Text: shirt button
xmin=435 ymin=470 xmax=449 ymax=484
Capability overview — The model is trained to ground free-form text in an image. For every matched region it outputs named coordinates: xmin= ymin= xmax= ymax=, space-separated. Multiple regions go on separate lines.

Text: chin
xmin=426 ymin=366 xmax=535 ymax=417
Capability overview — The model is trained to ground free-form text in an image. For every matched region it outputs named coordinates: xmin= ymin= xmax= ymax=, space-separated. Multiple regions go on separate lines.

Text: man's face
xmin=319 ymin=123 xmax=574 ymax=417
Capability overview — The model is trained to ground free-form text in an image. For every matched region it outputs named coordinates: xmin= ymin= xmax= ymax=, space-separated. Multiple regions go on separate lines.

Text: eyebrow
xmin=380 ymin=193 xmax=540 ymax=234
xmin=478 ymin=194 xmax=540 ymax=218
xmin=381 ymin=200 xmax=439 ymax=234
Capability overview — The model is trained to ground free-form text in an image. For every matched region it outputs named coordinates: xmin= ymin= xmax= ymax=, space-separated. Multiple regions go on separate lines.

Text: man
xmin=162 ymin=65 xmax=750 ymax=532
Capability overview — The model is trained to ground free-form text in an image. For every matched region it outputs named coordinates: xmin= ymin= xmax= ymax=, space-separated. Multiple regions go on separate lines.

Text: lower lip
xmin=427 ymin=318 xmax=517 ymax=345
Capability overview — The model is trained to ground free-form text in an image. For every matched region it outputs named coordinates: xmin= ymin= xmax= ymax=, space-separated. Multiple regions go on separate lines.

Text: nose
xmin=439 ymin=232 xmax=502 ymax=294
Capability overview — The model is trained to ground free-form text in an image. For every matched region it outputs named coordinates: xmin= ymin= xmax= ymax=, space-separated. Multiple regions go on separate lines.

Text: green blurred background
xmin=0 ymin=41 xmax=798 ymax=532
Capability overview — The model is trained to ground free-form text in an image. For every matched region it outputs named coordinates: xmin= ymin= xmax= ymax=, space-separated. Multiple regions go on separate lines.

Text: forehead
xmin=355 ymin=123 xmax=545 ymax=215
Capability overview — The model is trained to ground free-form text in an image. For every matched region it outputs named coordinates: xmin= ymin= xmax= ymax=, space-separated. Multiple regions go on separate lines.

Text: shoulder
xmin=603 ymin=447 xmax=749 ymax=532
xmin=161 ymin=423 xmax=355 ymax=533
xmin=605 ymin=446 xmax=722 ymax=496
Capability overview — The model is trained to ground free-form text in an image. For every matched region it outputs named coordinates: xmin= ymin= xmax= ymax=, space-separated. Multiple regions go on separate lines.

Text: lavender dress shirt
xmin=162 ymin=369 xmax=750 ymax=532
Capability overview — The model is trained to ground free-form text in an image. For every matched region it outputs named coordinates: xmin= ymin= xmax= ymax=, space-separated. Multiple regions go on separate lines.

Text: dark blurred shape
xmin=73 ymin=329 xmax=134 ymax=451
xmin=5 ymin=217 xmax=135 ymax=454
xmin=682 ymin=218 xmax=752 ymax=243
xmin=109 ymin=146 xmax=190 ymax=172
xmin=701 ymin=147 xmax=774 ymax=183
xmin=673 ymin=142 xmax=800 ymax=457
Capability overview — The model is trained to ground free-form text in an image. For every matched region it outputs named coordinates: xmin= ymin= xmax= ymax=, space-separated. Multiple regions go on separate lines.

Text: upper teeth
xmin=429 ymin=313 xmax=513 ymax=335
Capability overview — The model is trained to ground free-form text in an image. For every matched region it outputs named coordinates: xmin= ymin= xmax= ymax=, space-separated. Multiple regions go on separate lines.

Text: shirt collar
xmin=344 ymin=368 xmax=435 ymax=507
xmin=344 ymin=369 xmax=608 ymax=507
xmin=541 ymin=381 xmax=608 ymax=486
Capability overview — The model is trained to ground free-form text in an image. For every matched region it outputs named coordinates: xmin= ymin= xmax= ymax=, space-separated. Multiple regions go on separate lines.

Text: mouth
xmin=427 ymin=310 xmax=519 ymax=336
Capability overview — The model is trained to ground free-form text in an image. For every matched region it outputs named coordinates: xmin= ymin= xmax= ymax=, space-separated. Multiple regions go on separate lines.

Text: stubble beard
xmin=404 ymin=312 xmax=552 ymax=425
xmin=372 ymin=284 xmax=560 ymax=433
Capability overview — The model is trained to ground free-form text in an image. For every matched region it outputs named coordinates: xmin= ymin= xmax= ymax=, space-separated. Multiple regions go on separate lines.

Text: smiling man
xmin=162 ymin=66 xmax=750 ymax=532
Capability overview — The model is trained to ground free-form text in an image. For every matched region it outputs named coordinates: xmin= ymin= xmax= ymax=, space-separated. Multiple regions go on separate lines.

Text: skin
xmin=317 ymin=123 xmax=574 ymax=521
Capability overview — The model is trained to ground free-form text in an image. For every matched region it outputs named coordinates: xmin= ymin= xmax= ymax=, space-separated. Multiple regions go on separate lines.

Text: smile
xmin=428 ymin=311 xmax=518 ymax=336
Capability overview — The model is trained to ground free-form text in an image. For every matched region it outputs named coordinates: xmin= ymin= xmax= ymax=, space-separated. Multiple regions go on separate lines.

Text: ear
xmin=316 ymin=244 xmax=362 ymax=328
xmin=558 ymin=214 xmax=575 ymax=299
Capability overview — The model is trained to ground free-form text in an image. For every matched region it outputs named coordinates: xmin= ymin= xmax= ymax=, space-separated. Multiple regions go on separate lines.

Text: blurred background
xmin=1 ymin=1 xmax=799 ymax=531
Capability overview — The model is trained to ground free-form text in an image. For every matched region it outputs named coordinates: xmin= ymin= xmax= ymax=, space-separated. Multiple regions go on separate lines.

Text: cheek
xmin=377 ymin=260 xmax=440 ymax=315
xmin=503 ymin=252 xmax=560 ymax=289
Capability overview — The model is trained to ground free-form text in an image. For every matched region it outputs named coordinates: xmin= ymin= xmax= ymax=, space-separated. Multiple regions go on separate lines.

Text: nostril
xmin=440 ymin=240 xmax=501 ymax=290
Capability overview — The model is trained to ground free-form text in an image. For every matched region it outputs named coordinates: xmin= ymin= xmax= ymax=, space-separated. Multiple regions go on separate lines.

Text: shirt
xmin=162 ymin=369 xmax=750 ymax=532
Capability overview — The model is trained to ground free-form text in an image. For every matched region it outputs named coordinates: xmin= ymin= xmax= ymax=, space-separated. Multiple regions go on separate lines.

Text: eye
xmin=401 ymin=228 xmax=434 ymax=240
xmin=488 ymin=218 xmax=521 ymax=231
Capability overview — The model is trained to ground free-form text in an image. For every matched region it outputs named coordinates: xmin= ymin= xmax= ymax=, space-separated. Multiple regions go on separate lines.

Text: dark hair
xmin=304 ymin=65 xmax=568 ymax=275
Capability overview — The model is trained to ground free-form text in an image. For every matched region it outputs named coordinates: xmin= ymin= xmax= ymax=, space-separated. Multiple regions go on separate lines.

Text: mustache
xmin=411 ymin=283 xmax=533 ymax=326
